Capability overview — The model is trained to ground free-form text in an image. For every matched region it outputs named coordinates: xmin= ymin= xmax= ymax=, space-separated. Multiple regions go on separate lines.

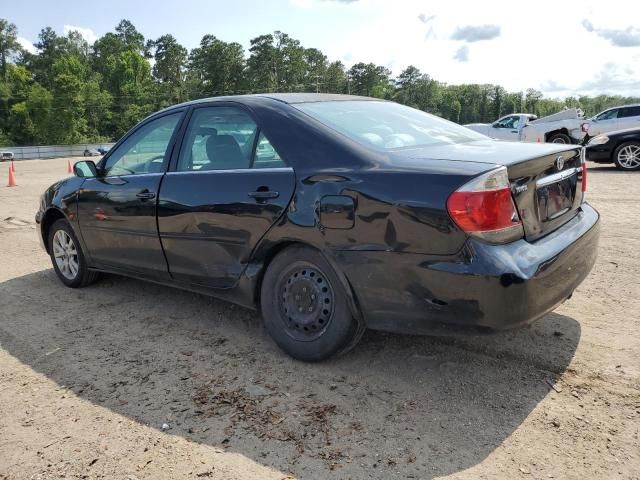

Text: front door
xmin=157 ymin=104 xmax=295 ymax=288
xmin=591 ymin=108 xmax=620 ymax=136
xmin=491 ymin=115 xmax=521 ymax=141
xmin=77 ymin=111 xmax=184 ymax=277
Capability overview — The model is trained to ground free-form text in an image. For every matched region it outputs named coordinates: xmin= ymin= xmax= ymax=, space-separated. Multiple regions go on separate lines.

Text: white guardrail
xmin=1 ymin=143 xmax=116 ymax=160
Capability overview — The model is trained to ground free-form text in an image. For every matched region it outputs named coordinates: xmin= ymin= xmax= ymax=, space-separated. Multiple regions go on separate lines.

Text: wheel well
xmin=41 ymin=208 xmax=66 ymax=254
xmin=252 ymin=240 xmax=364 ymax=324
xmin=253 ymin=241 xmax=304 ymax=304
xmin=545 ymin=128 xmax=569 ymax=141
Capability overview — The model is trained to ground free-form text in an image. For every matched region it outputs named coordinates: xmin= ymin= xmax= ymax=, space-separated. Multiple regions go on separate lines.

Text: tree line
xmin=1 ymin=18 xmax=638 ymax=146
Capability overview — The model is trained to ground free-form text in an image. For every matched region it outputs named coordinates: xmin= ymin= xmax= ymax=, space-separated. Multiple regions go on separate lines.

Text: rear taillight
xmin=447 ymin=167 xmax=524 ymax=244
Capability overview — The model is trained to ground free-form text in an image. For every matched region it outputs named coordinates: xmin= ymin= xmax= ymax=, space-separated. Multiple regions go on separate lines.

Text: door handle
xmin=511 ymin=130 xmax=518 ymax=133
xmin=136 ymin=190 xmax=156 ymax=200
xmin=248 ymin=190 xmax=279 ymax=200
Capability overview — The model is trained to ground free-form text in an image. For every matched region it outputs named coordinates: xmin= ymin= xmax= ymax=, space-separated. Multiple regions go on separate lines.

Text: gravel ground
xmin=0 ymin=157 xmax=638 ymax=480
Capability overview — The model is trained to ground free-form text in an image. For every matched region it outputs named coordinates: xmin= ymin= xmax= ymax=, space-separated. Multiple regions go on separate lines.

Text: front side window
xmin=295 ymin=100 xmax=486 ymax=151
xmin=177 ymin=107 xmax=258 ymax=171
xmin=103 ymin=113 xmax=182 ymax=176
xmin=596 ymin=109 xmax=618 ymax=121
xmin=496 ymin=116 xmax=520 ymax=129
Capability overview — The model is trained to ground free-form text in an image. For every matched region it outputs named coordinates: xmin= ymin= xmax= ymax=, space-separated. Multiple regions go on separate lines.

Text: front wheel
xmin=48 ymin=219 xmax=99 ymax=288
xmin=613 ymin=142 xmax=640 ymax=171
xmin=260 ymin=246 xmax=364 ymax=361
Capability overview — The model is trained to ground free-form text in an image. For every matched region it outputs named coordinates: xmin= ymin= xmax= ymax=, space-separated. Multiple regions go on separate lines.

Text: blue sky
xmin=5 ymin=0 xmax=640 ymax=98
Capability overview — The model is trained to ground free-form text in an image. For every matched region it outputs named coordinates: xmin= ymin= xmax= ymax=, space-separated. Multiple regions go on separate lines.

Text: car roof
xmin=600 ymin=104 xmax=640 ymax=112
xmin=159 ymin=93 xmax=375 ymax=114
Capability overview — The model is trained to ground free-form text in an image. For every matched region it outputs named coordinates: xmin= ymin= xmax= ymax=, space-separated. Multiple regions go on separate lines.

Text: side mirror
xmin=492 ymin=123 xmax=500 ymax=128
xmin=74 ymin=160 xmax=98 ymax=178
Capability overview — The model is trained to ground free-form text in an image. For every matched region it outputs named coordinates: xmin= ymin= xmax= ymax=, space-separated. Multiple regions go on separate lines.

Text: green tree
xmin=324 ymin=61 xmax=346 ymax=93
xmin=247 ymin=31 xmax=306 ymax=92
xmin=347 ymin=62 xmax=391 ymax=96
xmin=303 ymin=48 xmax=327 ymax=92
xmin=0 ymin=19 xmax=20 ymax=80
xmin=50 ymin=55 xmax=88 ymax=143
xmin=148 ymin=34 xmax=187 ymax=105
xmin=187 ymin=35 xmax=245 ymax=97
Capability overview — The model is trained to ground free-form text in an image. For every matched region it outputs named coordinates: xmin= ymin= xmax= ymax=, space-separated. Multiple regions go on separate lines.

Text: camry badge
xmin=555 ymin=155 xmax=565 ymax=171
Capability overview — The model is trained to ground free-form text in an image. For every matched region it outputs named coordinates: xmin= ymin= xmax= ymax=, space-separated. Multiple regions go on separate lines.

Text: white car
xmin=586 ymin=105 xmax=640 ymax=137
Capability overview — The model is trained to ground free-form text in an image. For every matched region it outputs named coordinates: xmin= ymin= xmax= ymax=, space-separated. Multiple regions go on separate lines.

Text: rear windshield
xmin=295 ymin=100 xmax=485 ymax=150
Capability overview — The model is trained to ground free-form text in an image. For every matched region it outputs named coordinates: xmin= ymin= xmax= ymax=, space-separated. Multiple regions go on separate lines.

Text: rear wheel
xmin=260 ymin=246 xmax=363 ymax=361
xmin=548 ymin=133 xmax=571 ymax=144
xmin=613 ymin=141 xmax=640 ymax=171
xmin=48 ymin=219 xmax=99 ymax=288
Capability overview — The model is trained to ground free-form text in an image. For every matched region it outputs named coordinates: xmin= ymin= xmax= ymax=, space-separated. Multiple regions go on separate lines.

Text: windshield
xmin=295 ymin=100 xmax=486 ymax=150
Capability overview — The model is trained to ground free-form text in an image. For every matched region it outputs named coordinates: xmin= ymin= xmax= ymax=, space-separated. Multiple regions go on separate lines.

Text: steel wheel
xmin=260 ymin=245 xmax=364 ymax=361
xmin=616 ymin=144 xmax=640 ymax=170
xmin=278 ymin=265 xmax=335 ymax=341
xmin=53 ymin=229 xmax=79 ymax=280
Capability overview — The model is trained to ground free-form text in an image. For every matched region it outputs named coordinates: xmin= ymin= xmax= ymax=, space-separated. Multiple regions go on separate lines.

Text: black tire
xmin=48 ymin=219 xmax=99 ymax=288
xmin=613 ymin=141 xmax=640 ymax=171
xmin=260 ymin=245 xmax=363 ymax=361
xmin=548 ymin=133 xmax=571 ymax=144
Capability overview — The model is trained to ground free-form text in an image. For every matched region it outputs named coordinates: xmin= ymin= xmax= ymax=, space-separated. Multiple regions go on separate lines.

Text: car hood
xmin=387 ymin=139 xmax=580 ymax=169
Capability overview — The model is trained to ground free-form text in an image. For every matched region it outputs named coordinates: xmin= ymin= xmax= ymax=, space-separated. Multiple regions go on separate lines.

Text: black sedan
xmin=586 ymin=127 xmax=640 ymax=170
xmin=36 ymin=94 xmax=600 ymax=361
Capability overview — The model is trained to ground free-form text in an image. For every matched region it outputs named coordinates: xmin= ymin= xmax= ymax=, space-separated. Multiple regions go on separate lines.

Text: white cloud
xmin=451 ymin=24 xmax=501 ymax=42
xmin=582 ymin=19 xmax=640 ymax=47
xmin=63 ymin=25 xmax=98 ymax=44
xmin=312 ymin=0 xmax=640 ymax=98
xmin=17 ymin=37 xmax=37 ymax=55
xmin=453 ymin=45 xmax=469 ymax=62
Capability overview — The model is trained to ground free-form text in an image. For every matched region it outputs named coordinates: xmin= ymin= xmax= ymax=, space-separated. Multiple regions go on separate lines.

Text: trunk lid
xmin=390 ymin=139 xmax=584 ymax=241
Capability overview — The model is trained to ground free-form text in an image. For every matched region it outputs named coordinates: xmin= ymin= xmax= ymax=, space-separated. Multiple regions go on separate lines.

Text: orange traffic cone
xmin=67 ymin=159 xmax=73 ymax=174
xmin=10 ymin=160 xmax=15 ymax=173
xmin=7 ymin=166 xmax=17 ymax=187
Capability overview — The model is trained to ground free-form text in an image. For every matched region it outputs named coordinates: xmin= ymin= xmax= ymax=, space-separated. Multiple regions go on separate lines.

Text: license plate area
xmin=536 ymin=169 xmax=578 ymax=222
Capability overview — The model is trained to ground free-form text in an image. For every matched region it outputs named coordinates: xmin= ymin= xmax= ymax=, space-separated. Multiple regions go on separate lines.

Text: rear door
xmin=77 ymin=111 xmax=183 ymax=277
xmin=157 ymin=104 xmax=295 ymax=288
xmin=617 ymin=106 xmax=640 ymax=131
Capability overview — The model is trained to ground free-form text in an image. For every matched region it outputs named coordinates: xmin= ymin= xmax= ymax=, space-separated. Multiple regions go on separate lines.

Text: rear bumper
xmin=336 ymin=203 xmax=600 ymax=334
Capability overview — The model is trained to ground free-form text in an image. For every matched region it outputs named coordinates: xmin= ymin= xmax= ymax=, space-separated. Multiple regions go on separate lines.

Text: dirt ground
xmin=0 ymin=157 xmax=638 ymax=480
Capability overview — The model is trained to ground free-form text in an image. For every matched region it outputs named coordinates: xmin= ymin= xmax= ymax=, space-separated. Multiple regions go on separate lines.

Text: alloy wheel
xmin=617 ymin=144 xmax=640 ymax=169
xmin=52 ymin=230 xmax=79 ymax=280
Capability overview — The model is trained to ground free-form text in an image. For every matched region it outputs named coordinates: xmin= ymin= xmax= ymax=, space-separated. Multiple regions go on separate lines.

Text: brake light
xmin=447 ymin=167 xmax=524 ymax=244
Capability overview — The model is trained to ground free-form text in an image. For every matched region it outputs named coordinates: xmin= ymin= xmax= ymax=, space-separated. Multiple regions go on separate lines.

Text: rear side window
xmin=253 ymin=132 xmax=286 ymax=169
xmin=619 ymin=106 xmax=640 ymax=118
xmin=177 ymin=107 xmax=257 ymax=171
xmin=176 ymin=106 xmax=286 ymax=171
